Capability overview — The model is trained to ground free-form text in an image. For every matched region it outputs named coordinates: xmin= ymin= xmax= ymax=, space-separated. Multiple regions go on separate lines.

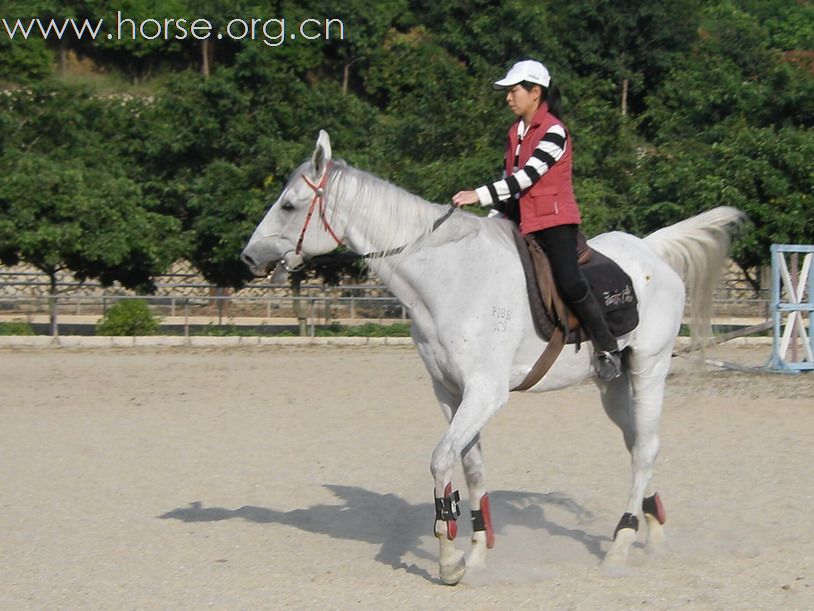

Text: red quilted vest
xmin=504 ymin=103 xmax=582 ymax=234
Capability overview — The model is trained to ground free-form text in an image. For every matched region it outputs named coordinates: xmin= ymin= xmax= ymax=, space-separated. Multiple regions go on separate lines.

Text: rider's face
xmin=505 ymin=84 xmax=541 ymax=119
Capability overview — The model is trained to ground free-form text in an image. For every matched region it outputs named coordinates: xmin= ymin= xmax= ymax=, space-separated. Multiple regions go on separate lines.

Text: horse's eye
xmin=281 ymin=201 xmax=295 ymax=211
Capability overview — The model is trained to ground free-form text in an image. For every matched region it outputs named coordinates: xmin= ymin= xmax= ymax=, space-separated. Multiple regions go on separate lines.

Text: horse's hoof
xmin=601 ymin=548 xmax=634 ymax=577
xmin=645 ymin=536 xmax=668 ymax=556
xmin=467 ymin=543 xmax=487 ymax=569
xmin=440 ymin=550 xmax=466 ymax=585
xmin=600 ymin=554 xmax=633 ymax=577
xmin=643 ymin=514 xmax=667 ymax=554
xmin=601 ymin=527 xmax=636 ymax=576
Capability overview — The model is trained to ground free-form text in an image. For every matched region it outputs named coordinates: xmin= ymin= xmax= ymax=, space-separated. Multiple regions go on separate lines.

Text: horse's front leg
xmin=431 ymin=378 xmax=507 ymax=585
xmin=431 ymin=381 xmax=495 ymax=568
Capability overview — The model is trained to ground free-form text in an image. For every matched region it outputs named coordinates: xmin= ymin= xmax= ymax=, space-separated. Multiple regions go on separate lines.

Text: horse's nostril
xmin=241 ymin=252 xmax=257 ymax=268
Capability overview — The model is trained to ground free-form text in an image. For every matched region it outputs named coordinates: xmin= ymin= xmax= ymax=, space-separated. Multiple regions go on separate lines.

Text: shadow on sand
xmin=160 ymin=487 xmax=609 ymax=583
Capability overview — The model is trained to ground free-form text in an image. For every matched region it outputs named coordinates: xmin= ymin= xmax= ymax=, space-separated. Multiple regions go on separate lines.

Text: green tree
xmin=2 ymin=0 xmax=811 ymax=298
xmin=71 ymin=0 xmax=193 ymax=83
xmin=0 ymin=1 xmax=66 ymax=81
xmin=553 ymin=0 xmax=701 ymax=115
xmin=185 ymin=160 xmax=266 ymax=288
xmin=0 ymin=37 xmax=52 ymax=83
xmin=629 ymin=125 xmax=813 ymax=289
xmin=634 ymin=1 xmax=814 ymax=283
xmin=0 ymin=151 xmax=182 ymax=333
xmin=0 ymin=83 xmax=183 ymax=334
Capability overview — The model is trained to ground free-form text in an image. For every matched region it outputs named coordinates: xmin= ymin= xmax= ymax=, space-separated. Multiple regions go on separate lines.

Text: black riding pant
xmin=531 ymin=224 xmax=589 ymax=306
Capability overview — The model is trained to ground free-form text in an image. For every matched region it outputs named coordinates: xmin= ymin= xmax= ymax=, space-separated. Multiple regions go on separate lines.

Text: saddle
xmin=512 ymin=229 xmax=639 ymax=390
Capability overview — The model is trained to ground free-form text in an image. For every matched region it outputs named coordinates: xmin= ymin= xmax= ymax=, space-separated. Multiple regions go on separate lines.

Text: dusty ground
xmin=1 ymin=343 xmax=812 ymax=609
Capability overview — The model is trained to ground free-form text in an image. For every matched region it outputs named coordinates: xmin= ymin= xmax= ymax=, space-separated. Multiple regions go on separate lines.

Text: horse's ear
xmin=311 ymin=130 xmax=332 ymax=177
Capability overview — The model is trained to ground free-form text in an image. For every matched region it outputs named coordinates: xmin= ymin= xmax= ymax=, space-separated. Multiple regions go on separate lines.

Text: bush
xmin=0 ymin=320 xmax=35 ymax=335
xmin=189 ymin=322 xmax=412 ymax=337
xmin=96 ymin=300 xmax=161 ymax=336
xmin=193 ymin=323 xmax=260 ymax=336
xmin=316 ymin=322 xmax=411 ymax=337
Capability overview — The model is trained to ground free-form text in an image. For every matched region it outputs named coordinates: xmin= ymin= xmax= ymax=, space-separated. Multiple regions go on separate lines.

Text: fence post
xmin=48 ymin=272 xmax=59 ymax=340
xmin=216 ymin=287 xmax=225 ymax=326
xmin=184 ymin=298 xmax=190 ymax=344
xmin=50 ymin=293 xmax=59 ymax=340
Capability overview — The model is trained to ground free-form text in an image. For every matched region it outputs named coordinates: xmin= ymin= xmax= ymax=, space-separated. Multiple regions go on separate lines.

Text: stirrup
xmin=594 ymin=350 xmax=622 ymax=381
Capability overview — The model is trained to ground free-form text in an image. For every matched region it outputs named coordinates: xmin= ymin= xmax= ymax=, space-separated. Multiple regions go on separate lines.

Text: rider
xmin=452 ymin=59 xmax=622 ymax=381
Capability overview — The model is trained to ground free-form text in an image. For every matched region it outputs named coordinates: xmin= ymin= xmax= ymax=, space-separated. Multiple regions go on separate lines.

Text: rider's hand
xmin=452 ymin=190 xmax=480 ymax=207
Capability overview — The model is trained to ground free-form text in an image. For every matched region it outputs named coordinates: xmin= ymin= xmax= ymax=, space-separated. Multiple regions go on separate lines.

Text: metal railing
xmin=1 ymin=264 xmax=775 ymax=339
xmin=0 ymin=293 xmax=408 ymax=337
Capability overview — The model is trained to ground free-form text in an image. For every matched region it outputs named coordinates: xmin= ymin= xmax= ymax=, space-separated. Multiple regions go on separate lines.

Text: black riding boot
xmin=571 ymin=290 xmax=622 ymax=381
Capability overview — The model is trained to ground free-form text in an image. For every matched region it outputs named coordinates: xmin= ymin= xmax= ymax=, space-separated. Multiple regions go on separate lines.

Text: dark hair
xmin=519 ymin=80 xmax=562 ymax=119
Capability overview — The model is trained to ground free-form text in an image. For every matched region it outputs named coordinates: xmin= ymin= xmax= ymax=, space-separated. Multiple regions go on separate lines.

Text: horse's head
xmin=241 ymin=130 xmax=342 ymax=276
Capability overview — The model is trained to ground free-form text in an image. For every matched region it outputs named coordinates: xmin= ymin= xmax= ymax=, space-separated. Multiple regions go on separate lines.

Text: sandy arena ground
xmin=1 ymin=342 xmax=812 ymax=609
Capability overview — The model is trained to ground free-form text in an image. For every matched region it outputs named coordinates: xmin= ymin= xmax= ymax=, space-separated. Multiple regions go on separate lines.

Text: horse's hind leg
xmin=461 ymin=434 xmax=494 ymax=568
xmin=598 ymin=349 xmax=669 ymax=570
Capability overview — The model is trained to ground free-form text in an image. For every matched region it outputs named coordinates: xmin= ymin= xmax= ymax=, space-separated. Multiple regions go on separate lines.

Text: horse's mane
xmin=324 ymin=161 xmax=459 ymax=260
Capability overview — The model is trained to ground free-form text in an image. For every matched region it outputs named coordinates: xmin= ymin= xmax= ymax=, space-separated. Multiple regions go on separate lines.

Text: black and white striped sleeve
xmin=475 ymin=124 xmax=567 ymax=206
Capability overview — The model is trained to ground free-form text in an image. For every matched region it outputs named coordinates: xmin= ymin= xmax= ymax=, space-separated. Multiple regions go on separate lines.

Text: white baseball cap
xmin=493 ymin=60 xmax=551 ymax=89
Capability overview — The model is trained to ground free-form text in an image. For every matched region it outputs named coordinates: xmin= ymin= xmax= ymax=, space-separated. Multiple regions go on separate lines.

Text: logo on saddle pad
xmin=603 ymin=285 xmax=635 ymax=308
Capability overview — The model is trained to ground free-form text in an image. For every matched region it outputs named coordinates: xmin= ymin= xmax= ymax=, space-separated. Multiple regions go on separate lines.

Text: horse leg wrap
xmin=434 ymin=483 xmax=461 ymax=541
xmin=613 ymin=512 xmax=639 ymax=539
xmin=470 ymin=493 xmax=495 ymax=549
xmin=642 ymin=493 xmax=666 ymax=525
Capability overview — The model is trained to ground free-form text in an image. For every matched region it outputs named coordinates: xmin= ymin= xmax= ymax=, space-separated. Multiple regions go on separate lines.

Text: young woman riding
xmin=452 ymin=59 xmax=622 ymax=381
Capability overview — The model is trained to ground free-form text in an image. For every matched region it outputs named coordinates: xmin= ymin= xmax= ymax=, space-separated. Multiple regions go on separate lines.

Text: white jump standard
xmin=769 ymin=244 xmax=814 ymax=372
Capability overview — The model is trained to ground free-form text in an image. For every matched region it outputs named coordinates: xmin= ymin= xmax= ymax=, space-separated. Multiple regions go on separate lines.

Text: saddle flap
xmin=576 ymin=232 xmax=591 ymax=265
xmin=524 ymin=235 xmax=577 ymax=332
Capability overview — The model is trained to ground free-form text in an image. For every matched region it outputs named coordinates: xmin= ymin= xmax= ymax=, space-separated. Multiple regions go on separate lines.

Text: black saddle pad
xmin=513 ymin=229 xmax=639 ymax=344
xmin=581 ymin=248 xmax=639 ymax=341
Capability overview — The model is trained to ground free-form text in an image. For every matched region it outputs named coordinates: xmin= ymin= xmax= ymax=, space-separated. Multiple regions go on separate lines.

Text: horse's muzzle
xmin=240 ymin=251 xmax=268 ymax=276
xmin=241 ymin=244 xmax=304 ymax=277
xmin=240 ymin=246 xmax=278 ymax=277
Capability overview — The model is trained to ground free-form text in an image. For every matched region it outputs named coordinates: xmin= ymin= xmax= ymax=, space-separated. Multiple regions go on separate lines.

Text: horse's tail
xmin=643 ymin=206 xmax=747 ymax=347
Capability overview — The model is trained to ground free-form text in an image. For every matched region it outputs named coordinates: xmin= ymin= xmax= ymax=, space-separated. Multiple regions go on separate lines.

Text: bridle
xmin=295 ymin=161 xmax=343 ymax=256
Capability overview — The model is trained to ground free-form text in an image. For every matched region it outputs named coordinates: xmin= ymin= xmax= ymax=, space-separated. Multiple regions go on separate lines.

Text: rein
xmin=296 ymin=162 xmax=458 ymax=265
xmin=359 ymin=204 xmax=457 ymax=259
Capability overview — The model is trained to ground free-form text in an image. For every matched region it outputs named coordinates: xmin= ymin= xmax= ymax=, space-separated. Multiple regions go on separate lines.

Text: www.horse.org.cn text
xmin=1 ymin=13 xmax=346 ymax=48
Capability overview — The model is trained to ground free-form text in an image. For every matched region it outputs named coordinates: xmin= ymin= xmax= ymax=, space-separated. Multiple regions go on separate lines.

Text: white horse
xmin=241 ymin=131 xmax=745 ymax=584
